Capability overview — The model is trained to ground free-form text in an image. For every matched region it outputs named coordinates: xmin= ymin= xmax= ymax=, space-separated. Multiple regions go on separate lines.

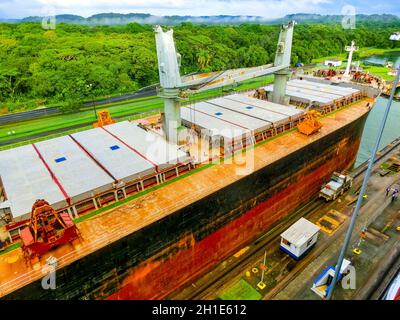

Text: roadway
xmin=0 ymin=85 xmax=157 ymax=126
xmin=0 ymin=108 xmax=162 ymax=147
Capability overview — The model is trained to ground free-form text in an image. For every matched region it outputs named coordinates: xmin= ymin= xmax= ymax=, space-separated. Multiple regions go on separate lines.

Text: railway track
xmin=0 ymin=86 xmax=157 ymax=125
xmin=0 ymin=108 xmax=162 ymax=147
xmin=170 ymin=199 xmax=330 ymax=300
xmin=352 ymin=136 xmax=400 ymax=179
xmin=170 ymin=136 xmax=400 ymax=300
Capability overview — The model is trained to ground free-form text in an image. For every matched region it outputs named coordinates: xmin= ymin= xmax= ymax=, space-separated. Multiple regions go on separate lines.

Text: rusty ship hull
xmin=1 ymin=100 xmax=370 ymax=300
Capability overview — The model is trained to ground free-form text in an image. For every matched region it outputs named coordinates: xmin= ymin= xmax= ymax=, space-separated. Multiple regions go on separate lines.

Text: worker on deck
xmin=392 ymin=189 xmax=398 ymax=202
xmin=386 ymin=185 xmax=391 ymax=196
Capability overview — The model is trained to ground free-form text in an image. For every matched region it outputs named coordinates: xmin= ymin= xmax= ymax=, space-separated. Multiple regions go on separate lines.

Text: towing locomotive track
xmin=170 ymin=136 xmax=400 ymax=300
xmin=376 ymin=256 xmax=400 ymax=300
xmin=169 ymin=199 xmax=323 ymax=300
xmin=369 ymin=250 xmax=400 ymax=300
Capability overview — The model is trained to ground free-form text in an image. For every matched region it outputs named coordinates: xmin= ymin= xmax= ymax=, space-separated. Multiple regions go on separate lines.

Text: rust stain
xmin=0 ymin=99 xmax=372 ymax=298
xmin=107 ymin=132 xmax=363 ymax=299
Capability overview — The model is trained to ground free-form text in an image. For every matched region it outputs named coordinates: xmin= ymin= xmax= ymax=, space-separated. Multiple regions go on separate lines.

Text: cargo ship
xmin=0 ymin=22 xmax=380 ymax=300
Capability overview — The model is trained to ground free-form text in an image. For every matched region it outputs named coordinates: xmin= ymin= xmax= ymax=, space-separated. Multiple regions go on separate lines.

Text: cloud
xmin=0 ymin=0 xmax=398 ymax=19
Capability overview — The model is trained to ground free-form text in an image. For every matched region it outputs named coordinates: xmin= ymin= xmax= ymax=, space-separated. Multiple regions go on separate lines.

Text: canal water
xmin=355 ymin=51 xmax=400 ymax=166
xmin=355 ymin=96 xmax=400 ymax=166
xmin=361 ymin=51 xmax=400 ymax=68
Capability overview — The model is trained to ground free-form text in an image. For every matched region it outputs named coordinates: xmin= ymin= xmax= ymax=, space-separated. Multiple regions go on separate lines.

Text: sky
xmin=0 ymin=0 xmax=399 ymax=19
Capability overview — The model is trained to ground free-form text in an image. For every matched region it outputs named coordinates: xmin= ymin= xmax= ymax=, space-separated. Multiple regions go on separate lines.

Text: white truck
xmin=319 ymin=172 xmax=353 ymax=201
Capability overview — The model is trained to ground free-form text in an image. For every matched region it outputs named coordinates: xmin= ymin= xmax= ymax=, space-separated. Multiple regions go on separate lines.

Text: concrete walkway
xmin=273 ymin=170 xmax=400 ymax=300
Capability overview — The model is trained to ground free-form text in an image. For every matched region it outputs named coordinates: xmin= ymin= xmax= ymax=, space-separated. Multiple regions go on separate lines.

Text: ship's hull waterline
xmin=3 ymin=111 xmax=368 ymax=300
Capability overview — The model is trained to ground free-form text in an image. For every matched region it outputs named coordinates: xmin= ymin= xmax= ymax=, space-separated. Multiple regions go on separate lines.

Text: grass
xmin=309 ymin=63 xmax=395 ymax=81
xmin=381 ymin=163 xmax=390 ymax=170
xmin=360 ymin=64 xmax=396 ymax=81
xmin=0 ymin=97 xmax=164 ymax=144
xmin=311 ymin=47 xmax=400 ymax=63
xmin=219 ymin=279 xmax=262 ymax=300
xmin=0 ymin=108 xmax=164 ymax=151
xmin=0 ymin=126 xmax=94 ymax=151
xmin=0 ymin=75 xmax=272 ymax=148
xmin=311 ymin=47 xmax=398 ymax=81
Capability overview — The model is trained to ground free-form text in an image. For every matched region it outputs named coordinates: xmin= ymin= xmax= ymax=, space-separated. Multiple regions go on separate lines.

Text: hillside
xmin=1 ymin=13 xmax=399 ymax=26
xmin=0 ymin=21 xmax=399 ymax=113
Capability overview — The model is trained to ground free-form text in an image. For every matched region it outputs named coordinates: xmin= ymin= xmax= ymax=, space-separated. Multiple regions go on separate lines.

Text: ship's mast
xmin=154 ymin=22 xmax=296 ymax=144
xmin=344 ymin=40 xmax=358 ymax=77
xmin=154 ymin=26 xmax=183 ymax=144
xmin=272 ymin=21 xmax=295 ymax=105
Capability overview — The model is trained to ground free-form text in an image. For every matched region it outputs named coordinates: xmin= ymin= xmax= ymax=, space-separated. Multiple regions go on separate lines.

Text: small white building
xmin=280 ymin=217 xmax=320 ymax=260
xmin=324 ymin=59 xmax=342 ymax=67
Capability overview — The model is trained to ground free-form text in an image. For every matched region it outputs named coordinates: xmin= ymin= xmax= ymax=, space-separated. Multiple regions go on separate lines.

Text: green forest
xmin=0 ymin=21 xmax=399 ymax=113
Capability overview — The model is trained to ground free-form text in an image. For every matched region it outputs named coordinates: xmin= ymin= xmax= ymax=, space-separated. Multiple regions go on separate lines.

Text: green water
xmin=355 ymin=96 xmax=400 ymax=167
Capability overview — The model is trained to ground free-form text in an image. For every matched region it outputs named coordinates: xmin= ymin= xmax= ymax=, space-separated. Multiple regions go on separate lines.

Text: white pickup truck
xmin=319 ymin=172 xmax=353 ymax=201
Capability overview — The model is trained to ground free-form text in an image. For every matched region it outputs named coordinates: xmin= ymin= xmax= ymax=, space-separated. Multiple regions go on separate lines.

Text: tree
xmin=1 ymin=20 xmax=399 ymax=113
xmin=0 ymin=67 xmax=28 ymax=101
xmin=197 ymin=49 xmax=211 ymax=70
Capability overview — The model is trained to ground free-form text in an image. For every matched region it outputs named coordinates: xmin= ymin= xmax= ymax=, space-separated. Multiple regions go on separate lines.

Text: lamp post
xmin=327 ymin=33 xmax=400 ymax=300
xmin=344 ymin=40 xmax=358 ymax=78
xmin=86 ymin=83 xmax=96 ymax=119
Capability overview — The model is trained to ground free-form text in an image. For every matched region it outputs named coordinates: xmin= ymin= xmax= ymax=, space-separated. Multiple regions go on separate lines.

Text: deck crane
xmin=154 ymin=21 xmax=296 ymax=144
xmin=20 ymin=199 xmax=79 ymax=261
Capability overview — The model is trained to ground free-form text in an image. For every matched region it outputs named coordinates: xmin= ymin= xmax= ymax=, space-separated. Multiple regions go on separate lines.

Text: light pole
xmin=327 ymin=33 xmax=400 ymax=300
xmin=86 ymin=83 xmax=96 ymax=119
xmin=261 ymin=250 xmax=267 ymax=284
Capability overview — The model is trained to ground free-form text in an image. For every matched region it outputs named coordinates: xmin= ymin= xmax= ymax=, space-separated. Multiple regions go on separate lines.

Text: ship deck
xmin=0 ymin=98 xmax=373 ymax=298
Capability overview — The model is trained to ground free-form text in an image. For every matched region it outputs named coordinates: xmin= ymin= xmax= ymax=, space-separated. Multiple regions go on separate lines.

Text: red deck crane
xmin=21 ymin=199 xmax=79 ymax=260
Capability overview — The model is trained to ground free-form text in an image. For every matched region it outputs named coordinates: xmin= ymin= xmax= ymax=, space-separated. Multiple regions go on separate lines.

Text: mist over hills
xmin=0 ymin=12 xmax=399 ymax=25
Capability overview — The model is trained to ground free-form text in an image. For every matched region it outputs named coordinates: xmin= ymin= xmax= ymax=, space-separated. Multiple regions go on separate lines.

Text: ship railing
xmin=0 ymin=168 xmax=244 ymax=297
xmin=181 ymin=87 xmax=258 ymax=106
xmin=0 ymin=266 xmax=40 ymax=297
